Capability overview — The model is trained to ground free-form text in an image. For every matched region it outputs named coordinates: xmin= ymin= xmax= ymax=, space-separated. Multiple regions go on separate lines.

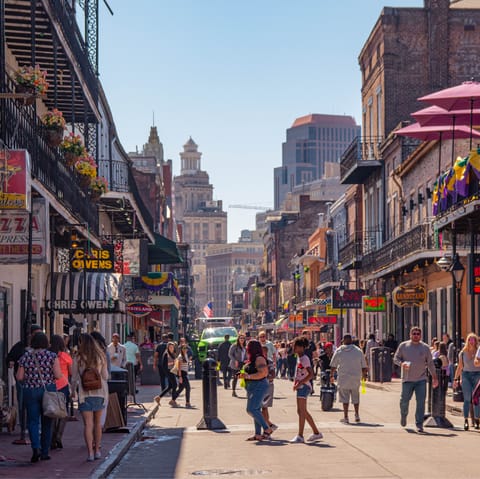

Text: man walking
xmin=154 ymin=334 xmax=168 ymax=390
xmin=330 ymin=334 xmax=368 ymax=424
xmin=107 ymin=333 xmax=127 ymax=368
xmin=394 ymin=326 xmax=438 ymax=433
xmin=124 ymin=333 xmax=143 ymax=389
xmin=258 ymin=331 xmax=276 ymax=363
xmin=217 ymin=335 xmax=232 ymax=389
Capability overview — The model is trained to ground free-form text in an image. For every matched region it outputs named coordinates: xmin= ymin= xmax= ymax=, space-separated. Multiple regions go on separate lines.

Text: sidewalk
xmin=0 ymin=386 xmax=159 ymax=479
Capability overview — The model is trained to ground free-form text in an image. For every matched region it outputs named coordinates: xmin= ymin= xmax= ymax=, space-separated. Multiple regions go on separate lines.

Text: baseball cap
xmin=31 ymin=324 xmax=42 ymax=333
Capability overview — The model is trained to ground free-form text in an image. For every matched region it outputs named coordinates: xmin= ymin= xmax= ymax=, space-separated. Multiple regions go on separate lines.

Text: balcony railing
xmin=0 ymin=76 xmax=99 ymax=233
xmin=338 ymin=228 xmax=383 ymax=267
xmin=340 ymin=136 xmax=383 ymax=184
xmin=361 ymin=223 xmax=434 ymax=274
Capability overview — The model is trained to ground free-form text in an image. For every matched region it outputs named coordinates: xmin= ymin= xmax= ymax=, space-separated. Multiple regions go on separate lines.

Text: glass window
xmin=308 ymin=127 xmax=316 ymax=140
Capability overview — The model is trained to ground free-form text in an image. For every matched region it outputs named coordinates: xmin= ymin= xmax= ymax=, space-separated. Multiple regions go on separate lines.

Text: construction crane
xmin=228 ymin=205 xmax=272 ymax=210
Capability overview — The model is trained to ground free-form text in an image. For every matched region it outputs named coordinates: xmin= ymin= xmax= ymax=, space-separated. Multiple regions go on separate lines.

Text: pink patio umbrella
xmin=418 ymin=81 xmax=480 ymax=149
xmin=412 ymin=105 xmax=480 ymax=128
xmin=395 ymin=122 xmax=480 ymax=175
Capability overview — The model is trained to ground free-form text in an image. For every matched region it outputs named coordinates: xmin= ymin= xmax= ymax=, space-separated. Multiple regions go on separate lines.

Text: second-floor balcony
xmin=338 ymin=228 xmax=383 ymax=269
xmin=340 ymin=136 xmax=383 ymax=184
xmin=361 ymin=223 xmax=437 ymax=275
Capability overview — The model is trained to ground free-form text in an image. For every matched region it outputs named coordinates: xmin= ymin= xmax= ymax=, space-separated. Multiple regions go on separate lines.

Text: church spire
xmin=180 ymin=137 xmax=202 ymax=174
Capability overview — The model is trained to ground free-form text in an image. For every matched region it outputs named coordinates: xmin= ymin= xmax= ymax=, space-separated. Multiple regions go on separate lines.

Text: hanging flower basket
xmin=90 ymin=190 xmax=102 ymax=203
xmin=60 ymin=133 xmax=86 ymax=167
xmin=15 ymin=83 xmax=36 ymax=106
xmin=78 ymin=174 xmax=91 ymax=189
xmin=89 ymin=176 xmax=108 ymax=201
xmin=44 ymin=126 xmax=64 ymax=147
xmin=63 ymin=151 xmax=78 ymax=168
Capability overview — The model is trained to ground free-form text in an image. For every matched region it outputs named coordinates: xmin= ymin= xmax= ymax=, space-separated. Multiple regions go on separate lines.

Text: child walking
xmin=290 ymin=336 xmax=323 ymax=443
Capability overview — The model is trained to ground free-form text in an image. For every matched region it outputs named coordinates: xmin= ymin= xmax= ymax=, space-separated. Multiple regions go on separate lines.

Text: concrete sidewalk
xmin=0 ymin=386 xmax=159 ymax=479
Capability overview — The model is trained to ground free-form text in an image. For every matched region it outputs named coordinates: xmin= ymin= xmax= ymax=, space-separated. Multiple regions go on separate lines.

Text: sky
xmin=97 ymin=0 xmax=422 ymax=242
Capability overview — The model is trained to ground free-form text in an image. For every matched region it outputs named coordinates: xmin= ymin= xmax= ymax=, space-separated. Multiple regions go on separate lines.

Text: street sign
xmin=332 ymin=289 xmax=365 ymax=309
xmin=363 ymin=296 xmax=386 ymax=312
xmin=308 ymin=316 xmax=337 ymax=324
xmin=326 ymin=305 xmax=341 ymax=316
xmin=392 ymin=285 xmax=426 ymax=307
xmin=126 ymin=302 xmax=153 ymax=318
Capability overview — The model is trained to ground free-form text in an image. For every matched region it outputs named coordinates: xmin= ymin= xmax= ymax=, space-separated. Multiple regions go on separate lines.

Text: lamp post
xmin=338 ymin=280 xmax=345 ymax=343
xmin=450 ymin=255 xmax=465 ymax=351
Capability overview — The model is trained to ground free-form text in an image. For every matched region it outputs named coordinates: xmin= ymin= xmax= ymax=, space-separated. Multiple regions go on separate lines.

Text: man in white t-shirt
xmin=107 ymin=333 xmax=127 ymax=368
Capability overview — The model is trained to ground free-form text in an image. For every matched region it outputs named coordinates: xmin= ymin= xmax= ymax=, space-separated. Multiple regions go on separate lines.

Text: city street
xmin=110 ymin=377 xmax=471 ymax=479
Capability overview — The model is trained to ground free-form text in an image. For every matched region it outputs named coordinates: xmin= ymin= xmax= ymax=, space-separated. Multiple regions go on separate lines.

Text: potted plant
xmin=60 ymin=133 xmax=86 ymax=167
xmin=41 ymin=109 xmax=66 ymax=147
xmin=74 ymin=154 xmax=97 ymax=188
xmin=14 ymin=65 xmax=49 ymax=105
xmin=89 ymin=176 xmax=108 ymax=201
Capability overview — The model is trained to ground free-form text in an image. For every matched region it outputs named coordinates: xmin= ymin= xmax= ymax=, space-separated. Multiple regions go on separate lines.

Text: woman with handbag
xmin=16 ymin=332 xmax=62 ymax=463
xmin=453 ymin=332 xmax=480 ymax=430
xmin=71 ymin=333 xmax=109 ymax=461
xmin=171 ymin=345 xmax=192 ymax=407
xmin=49 ymin=334 xmax=72 ymax=449
xmin=154 ymin=342 xmax=178 ymax=406
xmin=229 ymin=334 xmax=246 ymax=397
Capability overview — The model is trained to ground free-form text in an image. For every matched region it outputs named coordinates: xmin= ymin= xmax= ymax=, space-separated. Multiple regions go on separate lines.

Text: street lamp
xmin=450 ymin=255 xmax=465 ymax=350
xmin=338 ymin=280 xmax=346 ymax=343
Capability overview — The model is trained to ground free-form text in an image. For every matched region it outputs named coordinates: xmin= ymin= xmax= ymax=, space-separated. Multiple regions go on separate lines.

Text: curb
xmin=90 ymin=403 xmax=159 ymax=479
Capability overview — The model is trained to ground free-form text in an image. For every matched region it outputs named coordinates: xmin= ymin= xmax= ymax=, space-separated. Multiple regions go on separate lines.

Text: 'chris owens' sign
xmin=70 ymin=245 xmax=114 ymax=272
xmin=45 ymin=299 xmax=116 ymax=312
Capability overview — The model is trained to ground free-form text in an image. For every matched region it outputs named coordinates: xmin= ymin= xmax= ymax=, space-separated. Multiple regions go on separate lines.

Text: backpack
xmin=81 ymin=367 xmax=102 ymax=391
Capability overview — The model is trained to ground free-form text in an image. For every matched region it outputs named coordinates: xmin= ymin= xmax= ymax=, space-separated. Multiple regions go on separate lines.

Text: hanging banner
xmin=392 ymin=285 xmax=426 ymax=307
xmin=331 ymin=289 xmax=365 ymax=309
xmin=363 ymin=296 xmax=387 ymax=312
xmin=0 ymin=149 xmax=30 ymax=210
xmin=0 ymin=197 xmax=47 ymax=263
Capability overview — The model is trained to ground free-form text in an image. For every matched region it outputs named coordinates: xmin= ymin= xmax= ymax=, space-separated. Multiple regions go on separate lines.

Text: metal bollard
xmin=424 ymin=367 xmax=453 ymax=428
xmin=196 ymin=358 xmax=226 ymax=430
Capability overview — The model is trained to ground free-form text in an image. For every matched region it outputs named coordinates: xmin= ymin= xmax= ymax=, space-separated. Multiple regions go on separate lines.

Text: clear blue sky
xmin=98 ymin=0 xmax=422 ymax=242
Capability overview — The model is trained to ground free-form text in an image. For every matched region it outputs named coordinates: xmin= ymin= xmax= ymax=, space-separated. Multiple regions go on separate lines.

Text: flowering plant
xmin=74 ymin=154 xmax=97 ymax=178
xmin=14 ymin=65 xmax=49 ymax=95
xmin=41 ymin=109 xmax=66 ymax=130
xmin=60 ymin=133 xmax=85 ymax=157
xmin=90 ymin=176 xmax=108 ymax=194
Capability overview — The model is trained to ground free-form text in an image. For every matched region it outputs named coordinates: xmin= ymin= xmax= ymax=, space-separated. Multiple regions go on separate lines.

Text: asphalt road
xmin=109 ymin=377 xmax=474 ymax=479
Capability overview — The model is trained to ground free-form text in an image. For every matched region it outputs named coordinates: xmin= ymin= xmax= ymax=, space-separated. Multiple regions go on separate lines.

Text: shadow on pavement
xmin=353 ymin=422 xmax=384 ymax=427
xmin=405 ymin=428 xmax=457 ymax=437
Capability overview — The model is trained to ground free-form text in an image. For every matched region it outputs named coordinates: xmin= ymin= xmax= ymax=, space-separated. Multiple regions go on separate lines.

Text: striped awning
xmin=45 ymin=272 xmax=123 ymax=313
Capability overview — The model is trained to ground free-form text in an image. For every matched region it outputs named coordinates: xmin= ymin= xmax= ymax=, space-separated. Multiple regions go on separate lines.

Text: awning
xmin=45 ymin=272 xmax=123 ymax=313
xmin=148 ymin=233 xmax=183 ymax=265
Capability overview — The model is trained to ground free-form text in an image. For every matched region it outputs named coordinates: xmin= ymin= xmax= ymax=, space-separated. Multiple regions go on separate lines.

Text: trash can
xmin=140 ymin=349 xmax=160 ymax=385
xmin=369 ymin=347 xmax=392 ymax=382
xmin=108 ymin=366 xmax=128 ymax=424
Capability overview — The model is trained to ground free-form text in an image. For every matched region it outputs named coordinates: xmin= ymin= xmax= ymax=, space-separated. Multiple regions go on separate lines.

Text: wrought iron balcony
xmin=338 ymin=228 xmax=383 ymax=269
xmin=0 ymin=76 xmax=99 ymax=234
xmin=340 ymin=136 xmax=383 ymax=184
xmin=361 ymin=223 xmax=435 ymax=274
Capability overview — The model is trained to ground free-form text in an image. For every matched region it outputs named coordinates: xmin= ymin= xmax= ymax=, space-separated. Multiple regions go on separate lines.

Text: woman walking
xmin=229 ymin=334 xmax=246 ymax=397
xmin=49 ymin=334 xmax=72 ymax=449
xmin=171 ymin=345 xmax=192 ymax=407
xmin=239 ymin=339 xmax=274 ymax=441
xmin=154 ymin=342 xmax=178 ymax=406
xmin=71 ymin=333 xmax=109 ymax=461
xmin=16 ymin=332 xmax=62 ymax=462
xmin=454 ymin=332 xmax=480 ymax=430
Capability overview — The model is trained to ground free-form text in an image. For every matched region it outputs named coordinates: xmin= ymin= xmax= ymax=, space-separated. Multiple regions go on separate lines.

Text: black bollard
xmin=196 ymin=358 xmax=226 ymax=430
xmin=424 ymin=367 xmax=453 ymax=428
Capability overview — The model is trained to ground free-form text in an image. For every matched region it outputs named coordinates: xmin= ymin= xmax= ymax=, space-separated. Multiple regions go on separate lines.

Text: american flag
xmin=203 ymin=302 xmax=213 ymax=318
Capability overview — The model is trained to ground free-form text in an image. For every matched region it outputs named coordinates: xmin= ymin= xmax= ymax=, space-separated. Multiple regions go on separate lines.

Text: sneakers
xmin=232 ymin=391 xmax=238 ymax=397
xmin=340 ymin=417 xmax=349 ymax=424
xmin=307 ymin=433 xmax=323 ymax=442
xmin=269 ymin=423 xmax=278 ymax=432
xmin=416 ymin=425 xmax=424 ymax=433
xmin=355 ymin=414 xmax=361 ymax=423
xmin=400 ymin=415 xmax=407 ymax=427
xmin=94 ymin=452 xmax=102 ymax=460
xmin=289 ymin=435 xmax=305 ymax=443
xmin=154 ymin=395 xmax=160 ymax=405
xmin=169 ymin=399 xmax=178 ymax=407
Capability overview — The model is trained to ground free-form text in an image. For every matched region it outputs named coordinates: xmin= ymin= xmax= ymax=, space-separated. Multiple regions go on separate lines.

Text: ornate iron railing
xmin=361 ymin=223 xmax=434 ymax=273
xmin=340 ymin=136 xmax=383 ymax=180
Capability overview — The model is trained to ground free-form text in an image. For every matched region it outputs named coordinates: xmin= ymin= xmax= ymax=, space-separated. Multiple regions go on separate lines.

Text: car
xmin=197 ymin=326 xmax=238 ymax=362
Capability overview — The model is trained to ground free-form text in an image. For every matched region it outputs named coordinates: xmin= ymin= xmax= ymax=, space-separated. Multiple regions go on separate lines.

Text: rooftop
xmin=292 ymin=114 xmax=358 ymax=128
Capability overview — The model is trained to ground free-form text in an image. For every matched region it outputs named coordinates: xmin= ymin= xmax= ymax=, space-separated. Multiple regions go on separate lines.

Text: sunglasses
xmin=411 ymin=332 xmax=421 ymax=336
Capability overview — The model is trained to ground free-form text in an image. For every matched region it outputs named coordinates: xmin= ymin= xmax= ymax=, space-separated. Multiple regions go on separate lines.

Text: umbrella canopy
xmin=395 ymin=122 xmax=480 ymax=141
xmin=411 ymin=105 xmax=480 ymax=128
xmin=418 ymin=81 xmax=480 ymax=111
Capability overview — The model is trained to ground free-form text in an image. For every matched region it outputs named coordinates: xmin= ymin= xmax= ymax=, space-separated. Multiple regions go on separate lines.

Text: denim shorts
xmin=79 ymin=396 xmax=104 ymax=412
xmin=296 ymin=384 xmax=311 ymax=398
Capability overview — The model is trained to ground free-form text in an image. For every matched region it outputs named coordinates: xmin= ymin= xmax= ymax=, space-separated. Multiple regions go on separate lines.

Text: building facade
xmin=173 ymin=138 xmax=227 ymax=311
xmin=274 ymin=114 xmax=360 ymax=209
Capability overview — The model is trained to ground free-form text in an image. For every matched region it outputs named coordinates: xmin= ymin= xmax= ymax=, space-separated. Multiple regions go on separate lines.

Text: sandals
xmin=246 ymin=435 xmax=264 ymax=441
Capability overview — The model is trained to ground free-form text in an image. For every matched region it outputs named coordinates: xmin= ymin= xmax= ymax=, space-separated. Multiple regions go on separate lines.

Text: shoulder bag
xmin=33 ymin=354 xmax=67 ymax=419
